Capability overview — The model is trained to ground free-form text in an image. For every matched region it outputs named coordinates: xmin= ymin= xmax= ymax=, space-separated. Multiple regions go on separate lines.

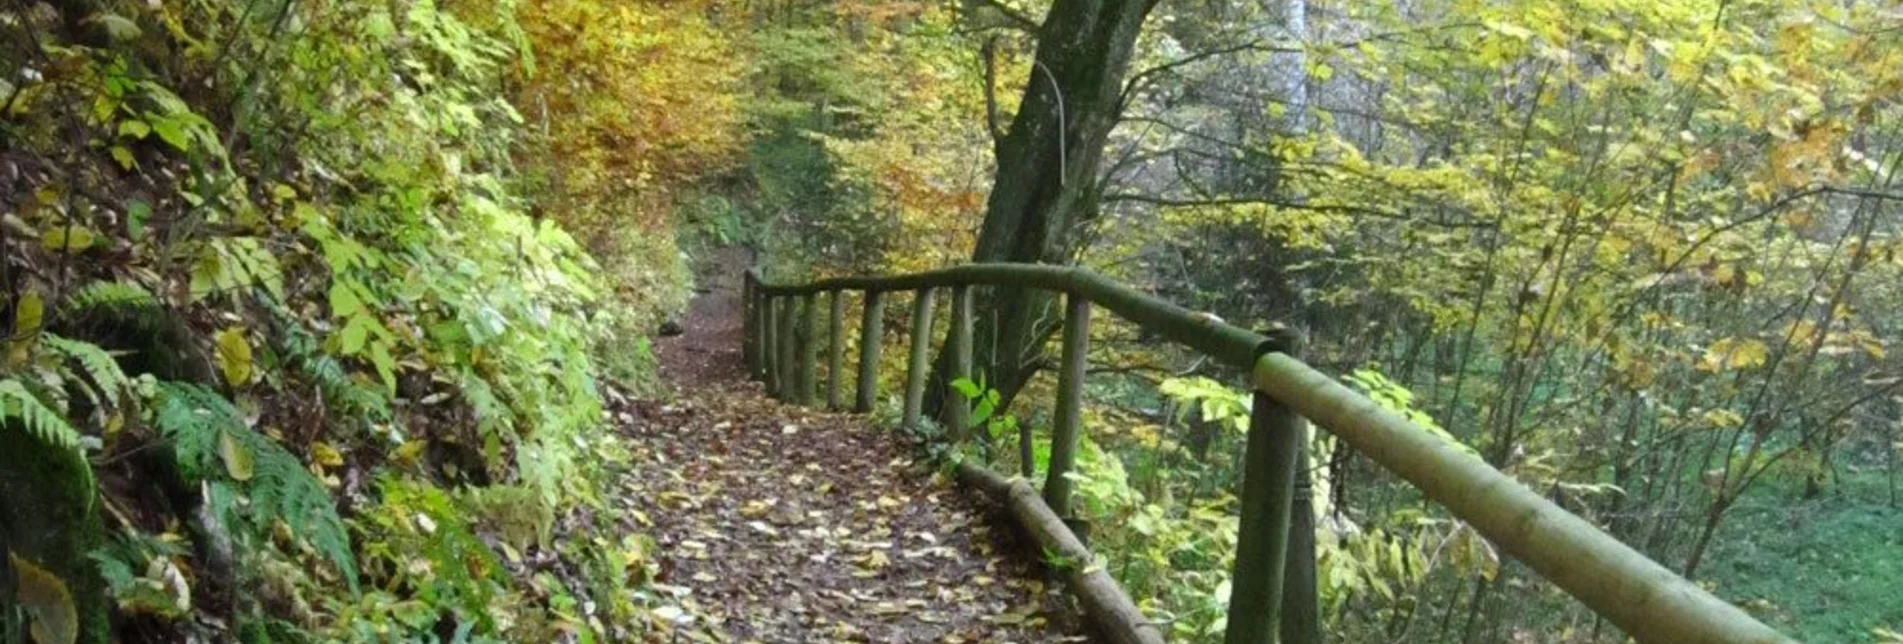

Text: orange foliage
xmin=514 ymin=0 xmax=744 ymax=230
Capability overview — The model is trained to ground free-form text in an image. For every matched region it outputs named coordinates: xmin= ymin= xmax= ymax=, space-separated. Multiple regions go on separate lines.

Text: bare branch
xmin=972 ymin=0 xmax=1040 ymax=33
xmin=1119 ymin=41 xmax=1300 ymax=113
xmin=1100 ymin=193 xmax=1499 ymax=229
xmin=981 ymin=36 xmax=1006 ymax=144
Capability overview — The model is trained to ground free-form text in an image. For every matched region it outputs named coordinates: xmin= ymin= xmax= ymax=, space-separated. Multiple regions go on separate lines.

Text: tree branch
xmin=1120 ymin=41 xmax=1300 ymax=113
xmin=1100 ymin=193 xmax=1499 ymax=229
xmin=981 ymin=36 xmax=1006 ymax=144
xmin=973 ymin=0 xmax=1040 ymax=33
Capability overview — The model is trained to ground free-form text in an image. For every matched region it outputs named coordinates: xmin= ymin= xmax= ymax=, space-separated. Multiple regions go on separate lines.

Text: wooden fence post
xmin=777 ymin=294 xmax=797 ymax=401
xmin=1225 ymin=333 xmax=1313 ymax=644
xmin=828 ymin=290 xmax=847 ymax=410
xmin=854 ymin=290 xmax=885 ymax=413
xmin=1043 ymin=293 xmax=1090 ymax=518
xmin=1283 ymin=458 xmax=1321 ymax=644
xmin=742 ymin=272 xmax=756 ymax=377
xmin=902 ymin=288 xmax=937 ymax=430
xmin=944 ymin=285 xmax=974 ymax=442
xmin=763 ymin=295 xmax=780 ymax=396
xmin=798 ymin=294 xmax=820 ymax=405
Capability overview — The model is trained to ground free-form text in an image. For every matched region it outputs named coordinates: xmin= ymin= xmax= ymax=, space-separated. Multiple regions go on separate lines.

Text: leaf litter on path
xmin=610 ymin=387 xmax=1086 ymax=642
xmin=630 ymin=248 xmax=1088 ymax=642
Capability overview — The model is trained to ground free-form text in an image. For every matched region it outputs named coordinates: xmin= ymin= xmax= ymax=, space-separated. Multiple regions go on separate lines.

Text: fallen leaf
xmin=11 ymin=552 xmax=77 ymax=644
xmin=218 ymin=429 xmax=254 ymax=482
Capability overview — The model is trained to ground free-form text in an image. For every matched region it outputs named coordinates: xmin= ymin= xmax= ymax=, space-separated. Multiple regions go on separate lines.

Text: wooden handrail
xmin=1251 ymin=353 xmax=1787 ymax=644
xmin=743 ymin=264 xmax=1791 ymax=644
xmin=754 ymin=263 xmax=1267 ymax=368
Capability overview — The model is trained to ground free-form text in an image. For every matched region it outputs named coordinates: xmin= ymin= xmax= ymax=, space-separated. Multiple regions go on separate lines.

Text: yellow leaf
xmin=1701 ymin=409 xmax=1744 ymax=429
xmin=394 ymin=439 xmax=427 ymax=464
xmin=10 ymin=552 xmax=78 ymax=644
xmin=40 ymin=225 xmax=96 ymax=253
xmin=1698 ymin=337 xmax=1769 ymax=372
xmin=312 ymin=441 xmax=345 ymax=467
xmin=219 ymin=429 xmax=254 ymax=482
xmin=214 ymin=327 xmax=252 ymax=386
xmin=1861 ymin=337 xmax=1887 ymax=361
xmin=15 ymin=289 xmax=44 ymax=337
xmin=1726 ymin=340 xmax=1769 ymax=370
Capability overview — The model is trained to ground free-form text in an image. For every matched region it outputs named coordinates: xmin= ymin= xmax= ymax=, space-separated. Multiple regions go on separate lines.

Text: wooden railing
xmin=742 ymin=264 xmax=1790 ymax=644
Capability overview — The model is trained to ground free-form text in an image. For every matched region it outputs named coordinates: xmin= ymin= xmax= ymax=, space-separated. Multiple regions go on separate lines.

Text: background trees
xmin=762 ymin=0 xmax=1903 ymax=640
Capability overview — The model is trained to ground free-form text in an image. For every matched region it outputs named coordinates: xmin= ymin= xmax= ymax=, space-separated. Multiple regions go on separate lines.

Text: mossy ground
xmin=1706 ymin=469 xmax=1903 ymax=642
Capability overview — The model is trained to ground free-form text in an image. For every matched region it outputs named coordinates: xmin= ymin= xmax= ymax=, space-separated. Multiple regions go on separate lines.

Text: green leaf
xmin=188 ymin=253 xmax=222 ymax=301
xmin=339 ymin=315 xmax=369 ymax=355
xmin=214 ymin=327 xmax=252 ymax=387
xmin=970 ymin=398 xmax=995 ymax=428
xmin=118 ymin=119 xmax=150 ymax=140
xmin=219 ymin=428 xmax=254 ymax=482
xmin=369 ymin=341 xmax=397 ymax=394
xmin=126 ymin=201 xmax=150 ymax=240
xmin=329 ymin=282 xmax=361 ymax=317
xmin=149 ymin=117 xmax=189 ymax=152
xmin=110 ymin=146 xmax=136 ymax=170
xmin=87 ymin=12 xmax=142 ymax=42
xmin=950 ymin=377 xmax=980 ymax=399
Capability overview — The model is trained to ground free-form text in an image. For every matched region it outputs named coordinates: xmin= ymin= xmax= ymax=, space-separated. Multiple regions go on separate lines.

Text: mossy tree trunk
xmin=929 ymin=0 xmax=1160 ymax=415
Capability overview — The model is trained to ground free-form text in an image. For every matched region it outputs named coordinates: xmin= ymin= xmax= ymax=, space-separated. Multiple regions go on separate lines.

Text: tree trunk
xmin=930 ymin=0 xmax=1160 ymax=414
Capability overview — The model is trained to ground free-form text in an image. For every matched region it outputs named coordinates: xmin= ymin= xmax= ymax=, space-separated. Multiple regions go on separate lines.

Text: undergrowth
xmin=0 ymin=0 xmax=721 ymax=640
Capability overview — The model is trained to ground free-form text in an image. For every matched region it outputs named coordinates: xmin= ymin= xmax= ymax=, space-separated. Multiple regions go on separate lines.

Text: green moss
xmin=0 ymin=427 xmax=108 ymax=643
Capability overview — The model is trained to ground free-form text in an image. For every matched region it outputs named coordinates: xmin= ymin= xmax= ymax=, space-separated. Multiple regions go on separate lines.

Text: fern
xmin=88 ymin=532 xmax=191 ymax=617
xmin=0 ymin=379 xmax=84 ymax=450
xmin=303 ymin=354 xmax=392 ymax=423
xmin=365 ymin=478 xmax=507 ymax=629
xmin=0 ymin=377 xmax=96 ymax=510
xmin=45 ymin=334 xmax=132 ymax=410
xmin=265 ymin=302 xmax=393 ymax=425
xmin=62 ymin=280 xmax=160 ymax=315
xmin=153 ymin=382 xmax=359 ymax=592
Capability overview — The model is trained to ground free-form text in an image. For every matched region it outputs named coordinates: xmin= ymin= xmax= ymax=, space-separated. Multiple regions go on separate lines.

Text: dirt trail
xmin=627 ymin=249 xmax=1085 ymax=642
xmin=653 ymin=246 xmax=752 ymax=387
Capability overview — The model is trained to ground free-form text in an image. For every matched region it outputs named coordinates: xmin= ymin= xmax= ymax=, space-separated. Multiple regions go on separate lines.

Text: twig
xmin=973 ymin=0 xmax=1039 ymax=32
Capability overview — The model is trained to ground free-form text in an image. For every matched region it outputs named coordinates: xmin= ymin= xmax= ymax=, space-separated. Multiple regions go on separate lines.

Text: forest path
xmin=620 ymin=249 xmax=1084 ymax=642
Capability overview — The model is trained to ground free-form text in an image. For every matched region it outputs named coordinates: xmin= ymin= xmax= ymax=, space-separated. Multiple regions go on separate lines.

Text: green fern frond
xmin=1 ymin=378 xmax=84 ymax=450
xmin=222 ymin=421 xmax=360 ymax=593
xmin=153 ymin=382 xmax=358 ymax=592
xmin=152 ymin=382 xmax=228 ymax=479
xmin=304 ymin=354 xmax=391 ymax=422
xmin=264 ymin=307 xmax=393 ymax=423
xmin=46 ymin=334 xmax=131 ymax=410
xmin=369 ymin=478 xmax=506 ymax=627
xmin=63 ymin=280 xmax=160 ymax=315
